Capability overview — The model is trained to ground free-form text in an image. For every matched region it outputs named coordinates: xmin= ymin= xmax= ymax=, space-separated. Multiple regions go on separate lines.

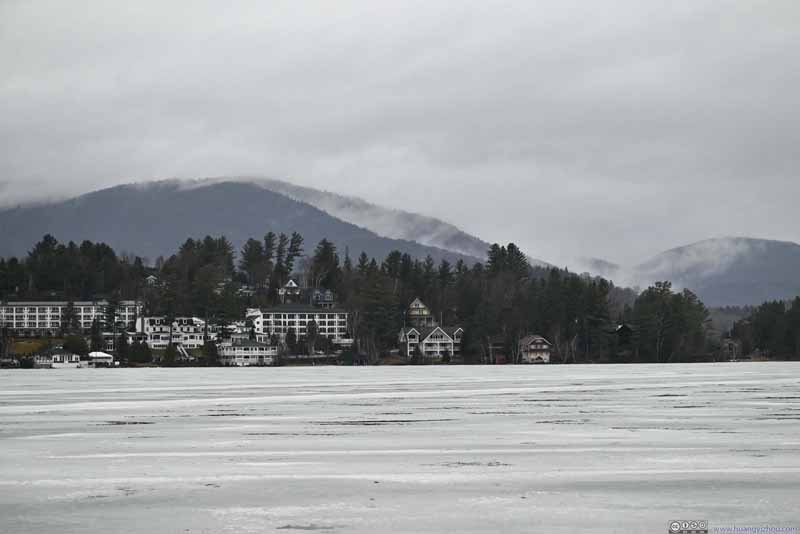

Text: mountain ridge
xmin=585 ymin=237 xmax=800 ymax=306
xmin=0 ymin=180 xmax=481 ymax=266
xmin=4 ymin=179 xmax=798 ymax=307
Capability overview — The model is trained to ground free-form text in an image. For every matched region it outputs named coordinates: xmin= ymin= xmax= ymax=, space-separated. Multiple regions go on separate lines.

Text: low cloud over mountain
xmin=582 ymin=237 xmax=800 ymax=306
xmin=0 ymin=180 xmax=481 ymax=266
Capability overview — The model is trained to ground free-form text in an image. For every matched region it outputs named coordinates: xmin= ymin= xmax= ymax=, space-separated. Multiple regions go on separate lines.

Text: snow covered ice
xmin=1 ymin=363 xmax=798 ymax=533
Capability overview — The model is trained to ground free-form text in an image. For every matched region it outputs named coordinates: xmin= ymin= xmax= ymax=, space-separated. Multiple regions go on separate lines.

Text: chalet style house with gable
xmin=518 ymin=335 xmax=552 ymax=363
xmin=399 ymin=298 xmax=463 ymax=361
xmin=278 ymin=279 xmax=302 ymax=303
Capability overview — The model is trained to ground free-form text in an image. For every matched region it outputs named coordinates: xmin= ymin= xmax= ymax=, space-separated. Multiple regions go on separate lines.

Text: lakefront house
xmin=134 ymin=316 xmax=218 ymax=350
xmin=218 ymin=338 xmax=278 ymax=366
xmin=518 ymin=335 xmax=552 ymax=363
xmin=399 ymin=298 xmax=463 ymax=361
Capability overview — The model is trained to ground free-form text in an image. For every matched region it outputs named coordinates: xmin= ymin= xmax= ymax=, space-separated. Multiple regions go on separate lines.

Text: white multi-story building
xmin=246 ymin=305 xmax=351 ymax=346
xmin=135 ymin=316 xmax=218 ymax=349
xmin=398 ymin=298 xmax=463 ymax=361
xmin=399 ymin=326 xmax=464 ymax=360
xmin=0 ymin=300 xmax=141 ymax=337
xmin=218 ymin=339 xmax=278 ymax=366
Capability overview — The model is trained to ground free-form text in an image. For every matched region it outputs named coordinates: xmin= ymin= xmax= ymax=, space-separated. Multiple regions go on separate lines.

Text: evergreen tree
xmin=273 ymin=233 xmax=289 ymax=285
xmin=285 ymin=327 xmax=298 ymax=355
xmin=285 ymin=232 xmax=304 ymax=275
xmin=357 ymin=252 xmax=370 ymax=276
xmin=116 ymin=332 xmax=130 ymax=365
xmin=129 ymin=341 xmax=153 ymax=365
xmin=239 ymin=238 xmax=266 ymax=286
xmin=162 ymin=343 xmax=178 ymax=367
xmin=202 ymin=340 xmax=219 ymax=366
xmin=310 ymin=239 xmax=340 ymax=289
xmin=306 ymin=319 xmax=319 ymax=355
xmin=63 ymin=335 xmax=89 ymax=356
xmin=89 ymin=318 xmax=103 ymax=352
xmin=60 ymin=300 xmax=79 ymax=336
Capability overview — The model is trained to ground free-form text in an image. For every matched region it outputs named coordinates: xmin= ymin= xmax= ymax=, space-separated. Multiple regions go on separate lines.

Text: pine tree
xmin=60 ymin=300 xmax=79 ymax=336
xmin=285 ymin=232 xmax=304 ymax=275
xmin=117 ymin=332 xmax=130 ymax=365
xmin=285 ymin=327 xmax=298 ymax=355
xmin=357 ymin=252 xmax=370 ymax=276
xmin=306 ymin=319 xmax=319 ymax=355
xmin=63 ymin=335 xmax=89 ymax=356
xmin=89 ymin=318 xmax=103 ymax=352
xmin=239 ymin=238 xmax=266 ymax=286
xmin=311 ymin=239 xmax=340 ymax=289
xmin=203 ymin=340 xmax=219 ymax=366
xmin=162 ymin=343 xmax=178 ymax=367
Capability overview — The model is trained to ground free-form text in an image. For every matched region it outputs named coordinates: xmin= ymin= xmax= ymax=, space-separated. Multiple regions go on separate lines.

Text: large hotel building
xmin=0 ymin=300 xmax=141 ymax=337
xmin=246 ymin=304 xmax=352 ymax=346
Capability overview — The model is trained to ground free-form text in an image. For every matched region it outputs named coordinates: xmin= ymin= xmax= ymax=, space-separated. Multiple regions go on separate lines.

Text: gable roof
xmin=519 ymin=335 xmax=552 ymax=347
xmin=257 ymin=304 xmax=348 ymax=314
xmin=401 ymin=325 xmax=462 ymax=338
xmin=419 ymin=326 xmax=452 ymax=342
xmin=409 ymin=297 xmax=428 ymax=309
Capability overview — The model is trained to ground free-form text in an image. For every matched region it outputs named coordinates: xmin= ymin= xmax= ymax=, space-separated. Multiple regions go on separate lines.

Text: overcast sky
xmin=1 ymin=1 xmax=798 ymax=266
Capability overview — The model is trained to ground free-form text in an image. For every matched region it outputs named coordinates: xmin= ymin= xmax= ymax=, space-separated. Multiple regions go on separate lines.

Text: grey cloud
xmin=0 ymin=0 xmax=798 ymax=266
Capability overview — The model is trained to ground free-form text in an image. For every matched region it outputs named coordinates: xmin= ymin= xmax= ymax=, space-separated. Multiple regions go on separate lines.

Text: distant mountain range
xmin=583 ymin=237 xmax=800 ymax=307
xmin=246 ymin=178 xmax=491 ymax=260
xmin=0 ymin=180 xmax=481 ymax=265
xmin=1 ymin=179 xmax=797 ymax=307
xmin=238 ymin=178 xmax=551 ymax=268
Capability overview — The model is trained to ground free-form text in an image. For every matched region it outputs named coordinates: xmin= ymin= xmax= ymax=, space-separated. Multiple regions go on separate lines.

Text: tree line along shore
xmin=2 ymin=234 xmax=799 ymax=367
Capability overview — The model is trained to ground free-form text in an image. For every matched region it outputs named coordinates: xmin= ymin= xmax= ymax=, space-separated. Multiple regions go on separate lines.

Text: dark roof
xmin=607 ymin=323 xmax=637 ymax=334
xmin=2 ymin=300 xmax=140 ymax=306
xmin=258 ymin=304 xmax=348 ymax=314
xmin=441 ymin=326 xmax=463 ymax=336
xmin=228 ymin=339 xmax=273 ymax=348
xmin=36 ymin=347 xmax=78 ymax=356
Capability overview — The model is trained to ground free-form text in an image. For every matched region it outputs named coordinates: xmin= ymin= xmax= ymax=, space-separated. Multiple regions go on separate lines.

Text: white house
xmin=399 ymin=326 xmax=463 ymax=361
xmin=399 ymin=298 xmax=463 ymax=361
xmin=218 ymin=339 xmax=278 ymax=366
xmin=135 ymin=316 xmax=218 ymax=349
xmin=34 ymin=349 xmax=82 ymax=368
xmin=246 ymin=305 xmax=352 ymax=347
xmin=518 ymin=335 xmax=552 ymax=363
xmin=278 ymin=279 xmax=302 ymax=303
xmin=406 ymin=297 xmax=438 ymax=328
xmin=0 ymin=300 xmax=141 ymax=337
xmin=87 ymin=351 xmax=115 ymax=367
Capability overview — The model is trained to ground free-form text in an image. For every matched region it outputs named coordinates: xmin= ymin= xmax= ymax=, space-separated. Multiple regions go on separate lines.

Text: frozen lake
xmin=1 ymin=364 xmax=798 ymax=533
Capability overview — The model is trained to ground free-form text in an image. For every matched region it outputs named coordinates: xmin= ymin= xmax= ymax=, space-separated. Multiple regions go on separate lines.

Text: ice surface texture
xmin=1 ymin=364 xmax=798 ymax=533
